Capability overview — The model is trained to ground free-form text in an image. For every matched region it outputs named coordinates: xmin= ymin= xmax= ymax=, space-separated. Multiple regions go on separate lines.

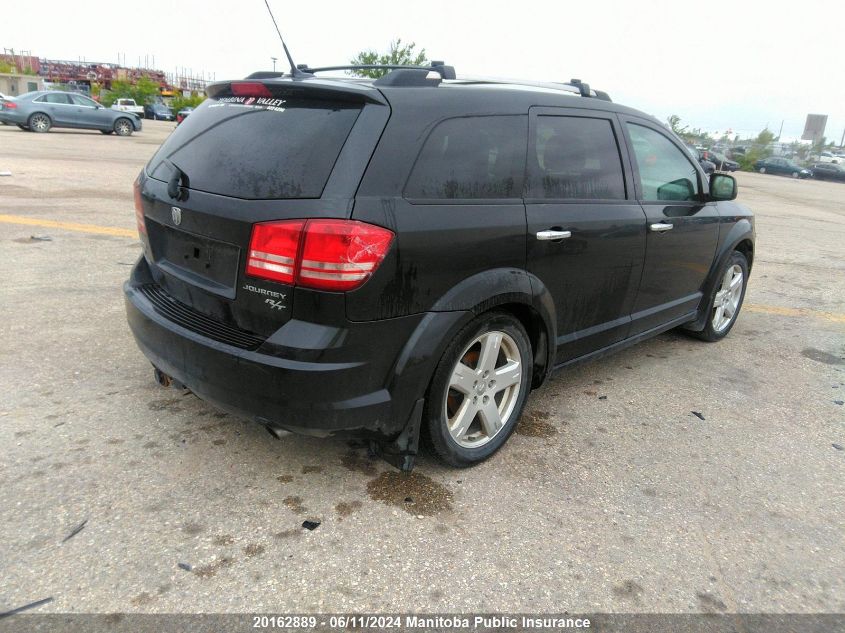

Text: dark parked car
xmin=753 ymin=157 xmax=811 ymax=178
xmin=125 ymin=65 xmax=754 ymax=469
xmin=144 ymin=103 xmax=175 ymax=121
xmin=686 ymin=145 xmax=716 ymax=174
xmin=701 ymin=150 xmax=739 ymax=172
xmin=0 ymin=90 xmax=142 ymax=135
xmin=810 ymin=163 xmax=845 ymax=182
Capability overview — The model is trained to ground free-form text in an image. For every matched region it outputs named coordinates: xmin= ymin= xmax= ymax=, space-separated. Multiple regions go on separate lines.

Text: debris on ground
xmin=0 ymin=597 xmax=53 ymax=617
xmin=62 ymin=519 xmax=87 ymax=543
xmin=598 ymin=395 xmax=607 ymax=400
xmin=302 ymin=520 xmax=321 ymax=531
xmin=691 ymin=411 xmax=706 ymax=421
xmin=0 ymin=171 xmax=12 ymax=177
xmin=833 ymin=444 xmax=843 ymax=451
xmin=177 ymin=562 xmax=192 ymax=572
xmin=834 ymin=400 xmax=844 ymax=406
xmin=30 ymin=235 xmax=52 ymax=241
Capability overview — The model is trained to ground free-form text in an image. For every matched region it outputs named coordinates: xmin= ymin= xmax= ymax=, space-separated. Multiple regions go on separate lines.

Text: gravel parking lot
xmin=1 ymin=122 xmax=843 ymax=614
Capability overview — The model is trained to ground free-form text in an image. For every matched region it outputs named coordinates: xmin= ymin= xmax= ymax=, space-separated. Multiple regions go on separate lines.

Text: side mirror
xmin=657 ymin=178 xmax=696 ymax=201
xmin=709 ymin=173 xmax=737 ymax=201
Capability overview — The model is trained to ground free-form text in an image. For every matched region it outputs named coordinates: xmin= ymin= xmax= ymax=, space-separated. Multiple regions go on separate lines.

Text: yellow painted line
xmin=745 ymin=303 xmax=845 ymax=324
xmin=0 ymin=213 xmax=136 ymax=238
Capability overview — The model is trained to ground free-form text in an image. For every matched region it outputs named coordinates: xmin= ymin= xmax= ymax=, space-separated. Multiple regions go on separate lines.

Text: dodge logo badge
xmin=171 ymin=206 xmax=182 ymax=226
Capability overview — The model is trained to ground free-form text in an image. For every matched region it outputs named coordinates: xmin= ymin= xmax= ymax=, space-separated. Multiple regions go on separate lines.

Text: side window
xmin=37 ymin=94 xmax=71 ymax=104
xmin=528 ymin=116 xmax=626 ymax=200
xmin=71 ymin=94 xmax=98 ymax=107
xmin=404 ymin=115 xmax=527 ymax=200
xmin=627 ymin=123 xmax=700 ymax=202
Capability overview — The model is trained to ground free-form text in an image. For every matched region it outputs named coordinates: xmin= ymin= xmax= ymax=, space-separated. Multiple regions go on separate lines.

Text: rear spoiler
xmin=205 ymin=78 xmax=387 ymax=105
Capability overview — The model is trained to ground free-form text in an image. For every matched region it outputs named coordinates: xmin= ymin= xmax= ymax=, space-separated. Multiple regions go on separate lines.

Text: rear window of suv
xmin=147 ymin=98 xmax=361 ymax=200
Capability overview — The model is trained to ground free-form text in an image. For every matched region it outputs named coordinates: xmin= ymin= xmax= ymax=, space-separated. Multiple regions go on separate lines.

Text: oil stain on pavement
xmin=366 ymin=471 xmax=453 ymax=516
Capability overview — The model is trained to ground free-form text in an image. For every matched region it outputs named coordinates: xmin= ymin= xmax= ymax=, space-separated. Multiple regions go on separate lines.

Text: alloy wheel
xmin=30 ymin=114 xmax=49 ymax=132
xmin=712 ymin=264 xmax=743 ymax=332
xmin=445 ymin=330 xmax=522 ymax=448
xmin=115 ymin=120 xmax=131 ymax=135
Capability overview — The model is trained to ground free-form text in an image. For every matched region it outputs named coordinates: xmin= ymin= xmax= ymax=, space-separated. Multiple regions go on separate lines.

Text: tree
xmin=755 ymin=127 xmax=775 ymax=146
xmin=667 ymin=114 xmax=687 ymax=136
xmin=811 ymin=136 xmax=827 ymax=154
xmin=170 ymin=94 xmax=206 ymax=112
xmin=349 ymin=39 xmax=427 ymax=78
xmin=101 ymin=75 xmax=161 ymax=107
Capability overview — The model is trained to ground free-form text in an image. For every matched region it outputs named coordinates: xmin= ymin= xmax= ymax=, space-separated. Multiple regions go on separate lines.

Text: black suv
xmin=125 ymin=64 xmax=755 ymax=469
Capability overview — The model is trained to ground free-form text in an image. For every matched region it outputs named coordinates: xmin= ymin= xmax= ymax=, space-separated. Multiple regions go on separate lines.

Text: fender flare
xmin=390 ymin=268 xmax=556 ymax=408
xmin=687 ymin=219 xmax=754 ymax=331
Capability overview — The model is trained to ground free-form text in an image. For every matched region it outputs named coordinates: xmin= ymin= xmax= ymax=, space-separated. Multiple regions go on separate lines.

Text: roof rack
xmin=449 ymin=76 xmax=612 ymax=102
xmin=243 ymin=65 xmax=611 ymax=101
xmin=298 ymin=61 xmax=456 ymax=80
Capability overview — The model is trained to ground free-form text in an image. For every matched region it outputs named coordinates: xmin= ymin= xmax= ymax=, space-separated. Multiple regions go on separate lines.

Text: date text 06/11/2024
xmin=251 ymin=615 xmax=593 ymax=629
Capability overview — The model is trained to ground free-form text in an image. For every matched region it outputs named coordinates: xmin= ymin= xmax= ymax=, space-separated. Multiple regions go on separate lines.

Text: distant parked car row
xmin=753 ymin=157 xmax=845 ymax=182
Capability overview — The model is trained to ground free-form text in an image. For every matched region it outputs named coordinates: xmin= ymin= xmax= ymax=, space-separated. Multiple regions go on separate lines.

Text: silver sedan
xmin=0 ymin=91 xmax=143 ymax=135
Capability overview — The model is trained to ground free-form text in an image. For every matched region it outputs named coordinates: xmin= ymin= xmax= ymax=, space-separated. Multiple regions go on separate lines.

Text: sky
xmin=3 ymin=0 xmax=844 ymax=144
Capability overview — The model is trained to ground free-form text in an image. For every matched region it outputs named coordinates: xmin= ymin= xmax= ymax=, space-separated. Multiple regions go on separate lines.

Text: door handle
xmin=650 ymin=222 xmax=674 ymax=233
xmin=536 ymin=229 xmax=572 ymax=241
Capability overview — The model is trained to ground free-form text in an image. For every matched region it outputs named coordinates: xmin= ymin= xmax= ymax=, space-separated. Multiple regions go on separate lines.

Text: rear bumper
xmin=0 ymin=110 xmax=24 ymax=124
xmin=124 ymin=258 xmax=464 ymax=439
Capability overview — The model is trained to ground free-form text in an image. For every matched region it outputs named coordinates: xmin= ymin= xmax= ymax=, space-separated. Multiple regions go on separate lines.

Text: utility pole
xmin=840 ymin=127 xmax=844 ymax=149
xmin=777 ymin=120 xmax=784 ymax=141
xmin=271 ymin=57 xmax=278 ymax=72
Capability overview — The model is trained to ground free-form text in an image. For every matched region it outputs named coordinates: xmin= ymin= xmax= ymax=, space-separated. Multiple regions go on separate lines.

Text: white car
xmin=111 ymin=98 xmax=144 ymax=117
xmin=813 ymin=151 xmax=843 ymax=164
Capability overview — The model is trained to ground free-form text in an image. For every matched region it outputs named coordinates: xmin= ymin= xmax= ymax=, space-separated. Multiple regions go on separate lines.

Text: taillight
xmin=133 ymin=181 xmax=146 ymax=236
xmin=298 ymin=220 xmax=394 ymax=291
xmin=4 ymin=101 xmax=17 ymax=109
xmin=246 ymin=220 xmax=305 ymax=285
xmin=246 ymin=219 xmax=394 ymax=291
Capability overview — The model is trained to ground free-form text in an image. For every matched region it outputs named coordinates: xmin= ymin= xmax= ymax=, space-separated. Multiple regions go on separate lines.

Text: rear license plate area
xmin=147 ymin=220 xmax=240 ymax=298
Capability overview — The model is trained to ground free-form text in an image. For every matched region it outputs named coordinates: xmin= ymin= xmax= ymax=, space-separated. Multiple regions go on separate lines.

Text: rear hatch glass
xmin=146 ymin=97 xmax=362 ymax=199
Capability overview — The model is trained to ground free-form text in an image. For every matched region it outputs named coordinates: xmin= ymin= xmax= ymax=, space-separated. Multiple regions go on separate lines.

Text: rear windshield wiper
xmin=166 ymin=161 xmax=190 ymax=201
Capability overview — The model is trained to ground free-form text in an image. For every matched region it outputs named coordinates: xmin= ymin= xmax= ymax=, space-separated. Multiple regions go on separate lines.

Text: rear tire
xmin=758 ymin=167 xmax=766 ymax=174
xmin=28 ymin=112 xmax=51 ymax=133
xmin=114 ymin=118 xmax=133 ymax=136
xmin=791 ymin=171 xmax=799 ymax=178
xmin=689 ymin=251 xmax=748 ymax=342
xmin=424 ymin=311 xmax=532 ymax=467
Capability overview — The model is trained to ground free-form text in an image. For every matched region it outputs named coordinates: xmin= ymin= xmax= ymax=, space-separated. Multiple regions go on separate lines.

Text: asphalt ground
xmin=0 ymin=121 xmax=843 ymax=615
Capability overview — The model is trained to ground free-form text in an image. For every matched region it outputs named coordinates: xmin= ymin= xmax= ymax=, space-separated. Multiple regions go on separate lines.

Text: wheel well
xmin=488 ymin=302 xmax=550 ymax=389
xmin=735 ymin=239 xmax=754 ymax=271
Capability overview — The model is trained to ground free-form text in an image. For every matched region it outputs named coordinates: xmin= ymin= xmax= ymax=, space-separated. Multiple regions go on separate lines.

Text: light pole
xmin=271 ymin=57 xmax=278 ymax=72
